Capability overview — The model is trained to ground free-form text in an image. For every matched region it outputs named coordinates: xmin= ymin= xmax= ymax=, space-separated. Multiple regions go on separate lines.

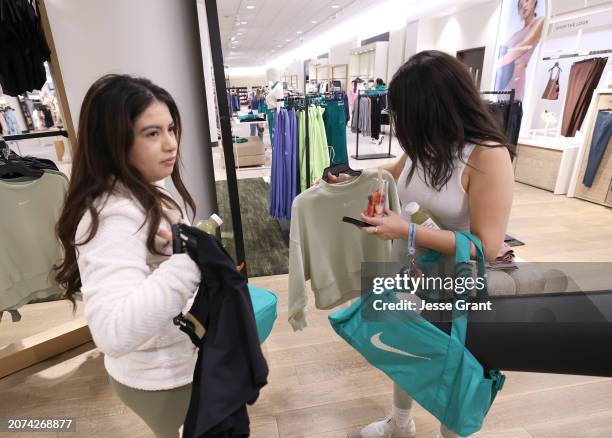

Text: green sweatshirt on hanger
xmin=288 ymin=169 xmax=401 ymax=330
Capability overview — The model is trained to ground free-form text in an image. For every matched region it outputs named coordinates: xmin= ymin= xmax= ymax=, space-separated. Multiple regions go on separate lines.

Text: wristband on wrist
xmin=407 ymin=222 xmax=417 ymax=256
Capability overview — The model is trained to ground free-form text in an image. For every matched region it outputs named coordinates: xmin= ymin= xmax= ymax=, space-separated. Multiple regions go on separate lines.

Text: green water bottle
xmin=404 ymin=202 xmax=442 ymax=230
xmin=195 ymin=213 xmax=223 ymax=234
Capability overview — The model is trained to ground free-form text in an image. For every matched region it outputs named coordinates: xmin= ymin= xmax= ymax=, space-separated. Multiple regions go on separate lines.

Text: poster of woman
xmin=494 ymin=0 xmax=546 ymax=100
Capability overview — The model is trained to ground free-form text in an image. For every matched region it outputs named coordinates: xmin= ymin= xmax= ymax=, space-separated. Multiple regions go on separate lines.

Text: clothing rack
xmin=480 ymin=90 xmax=516 ymax=138
xmin=353 ymin=90 xmax=395 ymax=160
xmin=276 ymin=94 xmax=314 ymax=189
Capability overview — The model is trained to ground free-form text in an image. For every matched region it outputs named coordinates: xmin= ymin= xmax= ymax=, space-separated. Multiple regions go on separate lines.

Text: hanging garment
xmin=3 ymin=109 xmax=21 ymax=135
xmin=542 ymin=65 xmax=561 ymax=100
xmin=0 ymin=171 xmax=68 ymax=313
xmin=288 ymin=169 xmax=401 ymax=330
xmin=41 ymin=106 xmax=54 ymax=127
xmin=370 ymin=95 xmax=384 ymax=140
xmin=299 ymin=105 xmax=330 ymax=192
xmin=230 ymin=94 xmax=240 ymax=112
xmin=172 ymin=225 xmax=269 ymax=438
xmin=0 ymin=112 xmax=8 ymax=135
xmin=342 ymin=93 xmax=350 ymax=124
xmin=269 ymin=108 xmax=298 ymax=219
xmin=0 ymin=0 xmax=51 ymax=96
xmin=322 ymin=100 xmax=348 ymax=165
xmin=561 ymin=57 xmax=608 ymax=137
xmin=582 ymin=110 xmax=612 ymax=187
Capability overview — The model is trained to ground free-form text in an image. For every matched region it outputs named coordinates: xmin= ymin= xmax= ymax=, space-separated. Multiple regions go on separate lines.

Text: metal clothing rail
xmin=353 ymin=90 xmax=395 ymax=160
xmin=3 ymin=129 xmax=68 ymax=141
xmin=542 ymin=48 xmax=612 ymax=60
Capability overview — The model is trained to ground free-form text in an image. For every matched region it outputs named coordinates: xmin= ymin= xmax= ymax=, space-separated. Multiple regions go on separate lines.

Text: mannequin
xmin=264 ymin=68 xmax=284 ymax=143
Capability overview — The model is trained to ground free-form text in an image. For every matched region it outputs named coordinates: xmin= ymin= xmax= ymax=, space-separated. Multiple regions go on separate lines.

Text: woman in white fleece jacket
xmin=55 ymin=74 xmax=202 ymax=438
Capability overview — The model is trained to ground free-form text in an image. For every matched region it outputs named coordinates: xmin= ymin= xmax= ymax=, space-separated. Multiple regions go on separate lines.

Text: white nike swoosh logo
xmin=370 ymin=332 xmax=431 ymax=360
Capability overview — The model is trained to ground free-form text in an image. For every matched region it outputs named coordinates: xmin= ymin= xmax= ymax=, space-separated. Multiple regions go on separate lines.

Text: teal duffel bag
xmin=248 ymin=284 xmax=278 ymax=343
xmin=328 ymin=232 xmax=505 ymax=436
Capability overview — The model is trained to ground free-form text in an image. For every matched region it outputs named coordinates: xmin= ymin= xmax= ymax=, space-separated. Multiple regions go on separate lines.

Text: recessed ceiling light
xmin=241 ymin=21 xmax=247 ymax=24
xmin=237 ymin=32 xmax=243 ymax=36
xmin=246 ymin=5 xmax=254 ymax=9
xmin=311 ymin=20 xmax=317 ymax=24
xmin=286 ymin=39 xmax=291 ymax=42
xmin=296 ymin=30 xmax=302 ymax=34
xmin=331 ymin=5 xmax=340 ymax=8
xmin=231 ymin=37 xmax=235 ymax=41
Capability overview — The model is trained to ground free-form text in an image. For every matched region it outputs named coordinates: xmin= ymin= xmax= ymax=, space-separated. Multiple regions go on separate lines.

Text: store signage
xmin=549 ymin=9 xmax=612 ymax=36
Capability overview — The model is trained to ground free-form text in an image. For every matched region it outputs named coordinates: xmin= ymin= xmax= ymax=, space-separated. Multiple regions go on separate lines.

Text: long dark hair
xmin=388 ymin=50 xmax=510 ymax=190
xmin=55 ymin=74 xmax=196 ymax=309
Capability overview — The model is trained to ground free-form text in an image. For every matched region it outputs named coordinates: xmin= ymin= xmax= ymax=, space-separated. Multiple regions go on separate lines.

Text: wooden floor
xmin=1 ymin=183 xmax=611 ymax=438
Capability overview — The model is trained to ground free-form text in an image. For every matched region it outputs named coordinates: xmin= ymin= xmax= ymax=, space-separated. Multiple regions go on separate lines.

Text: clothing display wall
xmin=561 ymin=57 xmax=608 ymax=137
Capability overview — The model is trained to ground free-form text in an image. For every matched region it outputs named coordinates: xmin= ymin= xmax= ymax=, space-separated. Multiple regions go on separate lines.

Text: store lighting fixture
xmin=286 ymin=39 xmax=291 ymax=42
xmin=241 ymin=21 xmax=248 ymax=24
xmin=331 ymin=5 xmax=340 ymax=8
xmin=237 ymin=32 xmax=243 ymax=36
xmin=246 ymin=5 xmax=254 ymax=9
xmin=311 ymin=20 xmax=317 ymax=24
xmin=296 ymin=31 xmax=302 ymax=34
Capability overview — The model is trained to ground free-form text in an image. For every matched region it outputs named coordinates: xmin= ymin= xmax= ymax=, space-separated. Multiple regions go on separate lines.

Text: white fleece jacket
xmin=76 ymin=189 xmax=201 ymax=390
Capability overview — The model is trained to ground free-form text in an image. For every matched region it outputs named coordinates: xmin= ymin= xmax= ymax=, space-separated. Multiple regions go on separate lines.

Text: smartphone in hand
xmin=342 ymin=216 xmax=374 ymax=228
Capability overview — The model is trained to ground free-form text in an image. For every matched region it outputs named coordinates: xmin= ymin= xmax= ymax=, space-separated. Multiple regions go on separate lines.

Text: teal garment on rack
xmin=266 ymin=108 xmax=276 ymax=144
xmin=238 ymin=113 xmax=265 ymax=122
xmin=233 ymin=137 xmax=248 ymax=143
xmin=322 ymin=100 xmax=348 ymax=165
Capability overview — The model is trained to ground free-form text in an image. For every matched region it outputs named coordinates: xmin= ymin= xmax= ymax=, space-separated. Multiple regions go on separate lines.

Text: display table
xmin=514 ymin=137 xmax=580 ymax=194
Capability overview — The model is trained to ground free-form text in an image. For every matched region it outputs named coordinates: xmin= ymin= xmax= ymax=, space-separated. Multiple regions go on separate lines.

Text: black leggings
xmin=422 ymin=291 xmax=612 ymax=377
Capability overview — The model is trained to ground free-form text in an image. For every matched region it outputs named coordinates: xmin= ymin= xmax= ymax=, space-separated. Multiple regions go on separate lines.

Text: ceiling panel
xmin=219 ymin=0 xmax=361 ymax=67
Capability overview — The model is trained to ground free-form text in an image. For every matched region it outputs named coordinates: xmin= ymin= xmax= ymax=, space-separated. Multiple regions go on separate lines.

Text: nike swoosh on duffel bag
xmin=370 ymin=332 xmax=432 ymax=360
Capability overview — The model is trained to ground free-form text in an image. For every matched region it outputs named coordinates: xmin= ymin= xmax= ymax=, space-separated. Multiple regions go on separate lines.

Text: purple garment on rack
xmin=286 ymin=108 xmax=298 ymax=217
xmin=269 ymin=108 xmax=299 ymax=220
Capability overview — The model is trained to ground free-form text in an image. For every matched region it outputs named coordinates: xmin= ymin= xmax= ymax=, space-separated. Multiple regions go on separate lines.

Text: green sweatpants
xmin=108 ymin=375 xmax=192 ymax=438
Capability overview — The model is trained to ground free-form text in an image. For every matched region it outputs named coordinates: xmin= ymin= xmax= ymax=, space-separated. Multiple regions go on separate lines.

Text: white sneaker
xmin=361 ymin=415 xmax=416 ymax=438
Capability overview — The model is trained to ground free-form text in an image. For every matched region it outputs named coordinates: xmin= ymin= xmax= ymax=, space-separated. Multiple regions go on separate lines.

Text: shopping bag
xmin=248 ymin=284 xmax=278 ymax=343
xmin=328 ymin=232 xmax=505 ymax=436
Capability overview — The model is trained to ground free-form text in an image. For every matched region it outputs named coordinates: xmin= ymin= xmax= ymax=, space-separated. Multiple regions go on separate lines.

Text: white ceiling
xmin=219 ymin=0 xmax=365 ymax=67
xmin=217 ymin=0 xmax=495 ymax=68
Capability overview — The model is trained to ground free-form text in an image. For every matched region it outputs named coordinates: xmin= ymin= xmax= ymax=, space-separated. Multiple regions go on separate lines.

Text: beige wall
xmin=227 ymin=75 xmax=268 ymax=88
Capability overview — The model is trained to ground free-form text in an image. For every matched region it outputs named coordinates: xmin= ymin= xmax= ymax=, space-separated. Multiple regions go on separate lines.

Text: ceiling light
xmin=241 ymin=21 xmax=248 ymax=24
xmin=311 ymin=20 xmax=317 ymax=24
xmin=237 ymin=32 xmax=243 ymax=36
xmin=331 ymin=5 xmax=340 ymax=8
xmin=296 ymin=31 xmax=302 ymax=34
xmin=231 ymin=36 xmax=235 ymax=41
xmin=286 ymin=39 xmax=291 ymax=42
xmin=246 ymin=5 xmax=254 ymax=9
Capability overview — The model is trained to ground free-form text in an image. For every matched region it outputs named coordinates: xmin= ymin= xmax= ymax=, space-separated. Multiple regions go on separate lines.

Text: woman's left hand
xmin=359 ymin=208 xmax=409 ymax=240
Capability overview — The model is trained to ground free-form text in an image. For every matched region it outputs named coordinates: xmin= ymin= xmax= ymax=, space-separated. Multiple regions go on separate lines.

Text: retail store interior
xmin=1 ymin=0 xmax=612 ymax=437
